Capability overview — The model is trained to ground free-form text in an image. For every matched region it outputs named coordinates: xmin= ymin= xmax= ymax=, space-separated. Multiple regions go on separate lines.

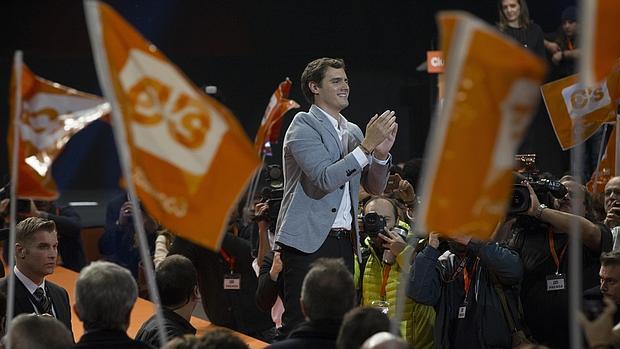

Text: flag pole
xmin=592 ymin=123 xmax=612 ymax=192
xmin=83 ymin=2 xmax=167 ymax=346
xmin=5 ymin=50 xmax=23 ymax=349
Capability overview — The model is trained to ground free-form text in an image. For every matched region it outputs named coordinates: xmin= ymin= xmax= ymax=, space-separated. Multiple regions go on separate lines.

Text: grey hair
xmin=7 ymin=313 xmax=73 ymax=349
xmin=300 ymin=258 xmax=355 ymax=321
xmin=75 ymin=261 xmax=137 ymax=331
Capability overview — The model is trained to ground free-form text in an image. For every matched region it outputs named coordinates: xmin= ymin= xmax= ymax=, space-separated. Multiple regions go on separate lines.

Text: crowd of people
xmin=0 ymin=1 xmax=617 ymax=348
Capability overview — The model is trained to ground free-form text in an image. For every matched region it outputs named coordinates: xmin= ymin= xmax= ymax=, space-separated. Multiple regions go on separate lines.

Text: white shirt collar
xmin=14 ymin=266 xmax=46 ymax=295
xmin=314 ymin=105 xmax=348 ymax=133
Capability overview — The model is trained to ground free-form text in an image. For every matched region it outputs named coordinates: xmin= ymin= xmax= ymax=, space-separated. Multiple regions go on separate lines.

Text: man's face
xmin=600 ymin=264 xmax=620 ymax=303
xmin=364 ymin=198 xmax=396 ymax=248
xmin=562 ymin=20 xmax=578 ymax=38
xmin=604 ymin=177 xmax=620 ymax=212
xmin=16 ymin=230 xmax=58 ymax=280
xmin=311 ymin=67 xmax=349 ymax=113
xmin=555 ymin=180 xmax=586 ymax=215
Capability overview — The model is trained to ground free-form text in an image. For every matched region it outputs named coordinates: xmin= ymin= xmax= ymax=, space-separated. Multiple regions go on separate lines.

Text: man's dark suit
xmin=0 ymin=276 xmax=72 ymax=335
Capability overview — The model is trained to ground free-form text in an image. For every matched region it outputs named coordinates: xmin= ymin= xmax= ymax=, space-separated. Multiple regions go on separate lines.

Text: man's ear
xmin=308 ymin=81 xmax=320 ymax=94
xmin=15 ymin=243 xmax=25 ymax=258
xmin=191 ymin=285 xmax=200 ymax=301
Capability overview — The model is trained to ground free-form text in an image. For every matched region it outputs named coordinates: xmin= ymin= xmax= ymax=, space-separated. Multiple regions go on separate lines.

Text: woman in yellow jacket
xmin=360 ymin=196 xmax=435 ymax=349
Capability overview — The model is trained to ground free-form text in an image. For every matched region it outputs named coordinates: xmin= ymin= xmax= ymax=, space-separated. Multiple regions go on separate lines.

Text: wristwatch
xmin=535 ymin=204 xmax=547 ymax=220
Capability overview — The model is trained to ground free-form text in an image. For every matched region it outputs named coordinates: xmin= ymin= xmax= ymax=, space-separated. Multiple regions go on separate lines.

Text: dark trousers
xmin=277 ymin=235 xmax=354 ymax=338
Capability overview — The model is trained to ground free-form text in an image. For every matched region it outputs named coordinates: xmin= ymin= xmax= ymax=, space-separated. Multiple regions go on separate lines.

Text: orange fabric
xmin=45 ymin=267 xmax=267 ymax=348
xmin=582 ymin=0 xmax=620 ymax=84
xmin=8 ymin=62 xmax=109 ymax=200
xmin=254 ymin=78 xmax=300 ymax=155
xmin=90 ymin=2 xmax=260 ymax=250
xmin=418 ymin=12 xmax=546 ymax=240
xmin=541 ymin=72 xmax=618 ymax=150
xmin=588 ymin=125 xmax=616 ymax=193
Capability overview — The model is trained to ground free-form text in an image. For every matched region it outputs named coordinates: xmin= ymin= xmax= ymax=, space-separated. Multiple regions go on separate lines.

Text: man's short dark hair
xmin=156 ymin=255 xmax=197 ymax=308
xmin=336 ymin=307 xmax=391 ymax=349
xmin=7 ymin=313 xmax=73 ymax=349
xmin=16 ymin=217 xmax=55 ymax=245
xmin=300 ymin=258 xmax=355 ymax=321
xmin=300 ymin=57 xmax=346 ymax=104
xmin=161 ymin=334 xmax=199 ymax=349
xmin=601 ymin=251 xmax=620 ymax=267
xmin=198 ymin=328 xmax=249 ymax=349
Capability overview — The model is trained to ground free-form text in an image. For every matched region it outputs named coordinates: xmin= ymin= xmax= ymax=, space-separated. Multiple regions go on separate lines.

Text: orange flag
xmin=541 ymin=72 xmax=619 ymax=150
xmin=580 ymin=0 xmax=620 ymax=86
xmin=254 ymin=78 xmax=300 ymax=155
xmin=587 ymin=125 xmax=615 ymax=193
xmin=8 ymin=58 xmax=110 ymax=200
xmin=84 ymin=1 xmax=260 ymax=250
xmin=418 ymin=12 xmax=547 ymax=239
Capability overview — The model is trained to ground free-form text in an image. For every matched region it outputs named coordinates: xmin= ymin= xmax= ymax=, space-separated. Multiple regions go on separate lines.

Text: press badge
xmin=224 ymin=274 xmax=241 ymax=290
xmin=458 ymin=305 xmax=467 ymax=319
xmin=546 ymin=273 xmax=566 ymax=291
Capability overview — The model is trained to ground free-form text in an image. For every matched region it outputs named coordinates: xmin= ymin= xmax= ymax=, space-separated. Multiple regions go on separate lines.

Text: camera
xmin=509 ymin=154 xmax=567 ymax=214
xmin=258 ymin=186 xmax=283 ymax=223
xmin=363 ymin=212 xmax=387 ymax=238
xmin=510 ymin=179 xmax=567 ymax=214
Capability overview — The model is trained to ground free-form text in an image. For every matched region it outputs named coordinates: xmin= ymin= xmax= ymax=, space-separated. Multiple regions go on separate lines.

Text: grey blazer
xmin=275 ymin=105 xmax=390 ymax=255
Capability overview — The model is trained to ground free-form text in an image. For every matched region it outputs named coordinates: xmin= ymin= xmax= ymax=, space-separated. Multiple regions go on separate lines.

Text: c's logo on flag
xmin=21 ymin=93 xmax=98 ymax=151
xmin=561 ymin=81 xmax=611 ymax=119
xmin=119 ymin=49 xmax=228 ymax=176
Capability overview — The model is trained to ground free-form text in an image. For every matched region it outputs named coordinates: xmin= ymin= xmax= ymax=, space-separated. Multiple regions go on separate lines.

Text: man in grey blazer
xmin=274 ymin=57 xmax=397 ymax=336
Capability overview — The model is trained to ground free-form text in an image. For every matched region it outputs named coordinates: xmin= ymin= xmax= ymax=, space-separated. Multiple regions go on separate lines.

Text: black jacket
xmin=74 ymin=329 xmax=154 ymax=349
xmin=135 ymin=308 xmax=196 ymax=348
xmin=266 ymin=319 xmax=340 ymax=349
xmin=408 ymin=242 xmax=523 ymax=349
xmin=0 ymin=276 xmax=73 ymax=336
xmin=168 ymin=234 xmax=274 ymax=338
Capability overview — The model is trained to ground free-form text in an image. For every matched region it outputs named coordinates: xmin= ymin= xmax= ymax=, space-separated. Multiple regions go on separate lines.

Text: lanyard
xmin=220 ymin=249 xmax=236 ymax=273
xmin=463 ymin=258 xmax=479 ymax=300
xmin=380 ymin=264 xmax=392 ymax=300
xmin=548 ymin=229 xmax=567 ymax=274
xmin=567 ymin=39 xmax=574 ymax=51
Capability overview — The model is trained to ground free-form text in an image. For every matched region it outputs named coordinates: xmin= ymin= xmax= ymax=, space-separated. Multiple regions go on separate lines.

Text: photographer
xmin=408 ymin=232 xmax=523 ymax=349
xmin=508 ymin=176 xmax=613 ymax=348
xmin=360 ymin=196 xmax=434 ymax=349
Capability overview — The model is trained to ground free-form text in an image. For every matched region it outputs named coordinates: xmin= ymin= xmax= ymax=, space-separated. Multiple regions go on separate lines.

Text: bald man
xmin=604 ymin=176 xmax=620 ymax=230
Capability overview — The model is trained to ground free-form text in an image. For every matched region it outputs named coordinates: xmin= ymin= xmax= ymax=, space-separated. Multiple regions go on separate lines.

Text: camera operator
xmin=508 ymin=176 xmax=613 ymax=348
xmin=360 ymin=196 xmax=434 ymax=349
xmin=408 ymin=232 xmax=523 ymax=349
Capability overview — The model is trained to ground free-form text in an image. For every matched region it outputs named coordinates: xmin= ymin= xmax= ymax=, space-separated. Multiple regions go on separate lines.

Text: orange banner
xmin=426 ymin=51 xmax=445 ymax=74
xmin=580 ymin=0 xmax=620 ymax=86
xmin=8 ymin=62 xmax=109 ymax=200
xmin=418 ymin=12 xmax=547 ymax=240
xmin=254 ymin=78 xmax=300 ymax=155
xmin=587 ymin=125 xmax=615 ymax=193
xmin=85 ymin=1 xmax=260 ymax=250
xmin=541 ymin=72 xmax=619 ymax=150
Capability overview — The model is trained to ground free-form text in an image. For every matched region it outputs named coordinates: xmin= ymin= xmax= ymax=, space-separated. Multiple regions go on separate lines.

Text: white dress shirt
xmin=315 ymin=106 xmax=389 ymax=230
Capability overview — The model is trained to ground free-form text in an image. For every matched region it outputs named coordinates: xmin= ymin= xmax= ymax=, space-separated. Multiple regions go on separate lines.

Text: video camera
xmin=509 ymin=154 xmax=567 ymax=214
xmin=257 ymin=164 xmax=284 ymax=223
